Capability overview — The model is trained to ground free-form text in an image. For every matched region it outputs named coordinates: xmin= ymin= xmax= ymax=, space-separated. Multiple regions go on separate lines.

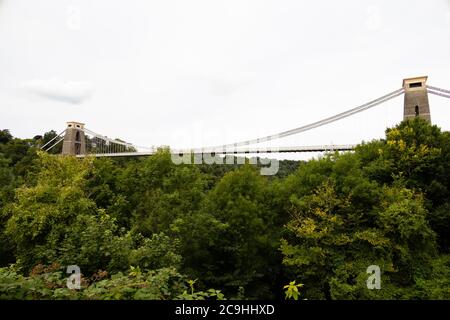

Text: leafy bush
xmin=0 ymin=265 xmax=225 ymax=300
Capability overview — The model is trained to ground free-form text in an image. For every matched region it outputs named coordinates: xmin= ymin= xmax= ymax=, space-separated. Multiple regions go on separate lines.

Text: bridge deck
xmin=76 ymin=144 xmax=356 ymax=158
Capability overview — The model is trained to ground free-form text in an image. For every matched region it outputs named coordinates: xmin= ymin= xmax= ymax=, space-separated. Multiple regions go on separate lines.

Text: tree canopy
xmin=0 ymin=118 xmax=449 ymax=300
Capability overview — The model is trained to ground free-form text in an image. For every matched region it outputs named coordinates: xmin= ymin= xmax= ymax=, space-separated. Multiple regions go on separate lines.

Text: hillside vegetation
xmin=0 ymin=118 xmax=449 ymax=299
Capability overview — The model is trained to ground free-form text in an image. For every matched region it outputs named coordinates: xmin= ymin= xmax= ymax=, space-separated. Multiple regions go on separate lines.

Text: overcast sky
xmin=1 ymin=0 xmax=450 ymax=159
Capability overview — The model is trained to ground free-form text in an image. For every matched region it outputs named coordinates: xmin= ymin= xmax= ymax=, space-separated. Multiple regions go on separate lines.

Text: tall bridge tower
xmin=403 ymin=76 xmax=431 ymax=123
xmin=61 ymin=121 xmax=86 ymax=155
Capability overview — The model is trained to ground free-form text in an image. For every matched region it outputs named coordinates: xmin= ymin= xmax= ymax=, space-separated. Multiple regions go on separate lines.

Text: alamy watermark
xmin=171 ymin=149 xmax=279 ymax=176
xmin=66 ymin=265 xmax=81 ymax=290
xmin=66 ymin=5 xmax=81 ymax=31
xmin=168 ymin=124 xmax=280 ymax=175
xmin=365 ymin=5 xmax=383 ymax=31
xmin=366 ymin=265 xmax=381 ymax=290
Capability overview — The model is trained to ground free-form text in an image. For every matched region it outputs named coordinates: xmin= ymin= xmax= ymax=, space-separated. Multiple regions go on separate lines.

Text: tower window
xmin=409 ymin=82 xmax=422 ymax=88
xmin=415 ymin=105 xmax=419 ymax=117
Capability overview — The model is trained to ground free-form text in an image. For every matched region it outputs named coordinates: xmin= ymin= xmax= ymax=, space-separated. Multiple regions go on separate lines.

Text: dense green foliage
xmin=0 ymin=119 xmax=449 ymax=299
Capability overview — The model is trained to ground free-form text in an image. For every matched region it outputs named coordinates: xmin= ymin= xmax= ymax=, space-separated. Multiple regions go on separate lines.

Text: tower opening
xmin=409 ymin=82 xmax=422 ymax=88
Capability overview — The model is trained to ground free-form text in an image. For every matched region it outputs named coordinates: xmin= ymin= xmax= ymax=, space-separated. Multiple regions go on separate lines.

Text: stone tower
xmin=62 ymin=121 xmax=86 ymax=155
xmin=403 ymin=76 xmax=431 ymax=123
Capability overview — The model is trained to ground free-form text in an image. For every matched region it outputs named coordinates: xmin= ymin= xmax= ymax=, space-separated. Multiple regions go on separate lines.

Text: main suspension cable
xmin=44 ymin=136 xmax=65 ymax=152
xmin=199 ymin=88 xmax=404 ymax=151
xmin=40 ymin=129 xmax=67 ymax=150
xmin=427 ymin=85 xmax=450 ymax=95
xmin=428 ymin=89 xmax=450 ymax=99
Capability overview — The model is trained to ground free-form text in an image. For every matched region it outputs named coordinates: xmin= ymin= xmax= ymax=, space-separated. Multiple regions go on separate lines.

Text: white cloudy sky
xmin=1 ymin=0 xmax=450 ymax=159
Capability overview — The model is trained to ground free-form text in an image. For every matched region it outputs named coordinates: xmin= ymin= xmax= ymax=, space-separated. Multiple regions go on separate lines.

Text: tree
xmin=0 ymin=155 xmax=17 ymax=266
xmin=119 ymin=150 xmax=208 ymax=237
xmin=357 ymin=118 xmax=450 ymax=251
xmin=280 ymin=130 xmax=439 ymax=299
xmin=0 ymin=129 xmax=13 ymax=144
xmin=4 ymin=152 xmax=98 ymax=272
xmin=85 ymin=157 xmax=129 ymax=228
xmin=4 ymin=152 xmax=182 ymax=275
xmin=195 ymin=165 xmax=281 ymax=298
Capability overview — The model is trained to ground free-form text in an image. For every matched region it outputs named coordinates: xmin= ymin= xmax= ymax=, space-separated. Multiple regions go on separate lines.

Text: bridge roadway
xmin=75 ymin=144 xmax=356 ymax=158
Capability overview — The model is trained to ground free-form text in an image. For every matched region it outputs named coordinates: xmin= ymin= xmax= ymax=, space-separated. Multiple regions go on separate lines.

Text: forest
xmin=0 ymin=118 xmax=449 ymax=300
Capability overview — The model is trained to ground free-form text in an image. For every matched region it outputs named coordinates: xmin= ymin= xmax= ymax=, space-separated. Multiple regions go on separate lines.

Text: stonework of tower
xmin=403 ymin=76 xmax=431 ymax=123
xmin=61 ymin=122 xmax=86 ymax=155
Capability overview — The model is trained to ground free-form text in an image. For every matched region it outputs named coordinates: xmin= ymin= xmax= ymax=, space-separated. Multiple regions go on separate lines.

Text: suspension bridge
xmin=41 ymin=77 xmax=450 ymax=158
